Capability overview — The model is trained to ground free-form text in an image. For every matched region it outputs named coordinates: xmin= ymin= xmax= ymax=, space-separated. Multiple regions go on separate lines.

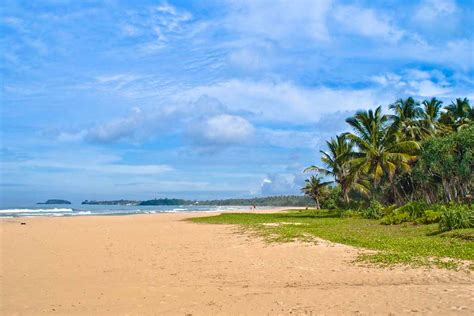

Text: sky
xmin=1 ymin=0 xmax=473 ymax=205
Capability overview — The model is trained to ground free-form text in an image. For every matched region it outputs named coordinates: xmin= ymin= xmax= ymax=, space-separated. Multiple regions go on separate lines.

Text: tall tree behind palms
xmin=345 ymin=106 xmax=420 ymax=203
xmin=301 ymin=175 xmax=332 ymax=209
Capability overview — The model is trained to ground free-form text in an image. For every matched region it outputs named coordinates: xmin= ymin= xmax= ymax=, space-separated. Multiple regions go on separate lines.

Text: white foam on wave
xmin=72 ymin=211 xmax=92 ymax=215
xmin=0 ymin=208 xmax=74 ymax=214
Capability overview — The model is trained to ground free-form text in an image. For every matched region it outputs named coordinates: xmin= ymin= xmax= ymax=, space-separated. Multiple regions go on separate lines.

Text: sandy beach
xmin=1 ymin=211 xmax=473 ymax=315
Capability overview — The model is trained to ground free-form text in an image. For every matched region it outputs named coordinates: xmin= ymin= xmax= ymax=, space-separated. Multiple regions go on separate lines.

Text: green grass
xmin=190 ymin=209 xmax=474 ymax=270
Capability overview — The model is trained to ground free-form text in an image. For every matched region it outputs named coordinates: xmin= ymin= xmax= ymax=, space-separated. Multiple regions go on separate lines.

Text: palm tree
xmin=388 ymin=97 xmax=423 ymax=140
xmin=441 ymin=98 xmax=472 ymax=131
xmin=305 ymin=134 xmax=359 ymax=204
xmin=301 ymin=175 xmax=332 ymax=209
xmin=345 ymin=106 xmax=420 ymax=203
xmin=420 ymin=97 xmax=443 ymax=137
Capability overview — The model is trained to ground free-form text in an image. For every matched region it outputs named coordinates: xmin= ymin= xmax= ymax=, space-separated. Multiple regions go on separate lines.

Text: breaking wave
xmin=0 ymin=208 xmax=74 ymax=214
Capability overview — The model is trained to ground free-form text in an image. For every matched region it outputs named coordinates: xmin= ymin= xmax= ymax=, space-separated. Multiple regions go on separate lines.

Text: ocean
xmin=0 ymin=203 xmax=259 ymax=218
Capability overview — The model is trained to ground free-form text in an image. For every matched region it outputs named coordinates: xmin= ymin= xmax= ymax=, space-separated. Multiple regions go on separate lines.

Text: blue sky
xmin=1 ymin=0 xmax=473 ymax=204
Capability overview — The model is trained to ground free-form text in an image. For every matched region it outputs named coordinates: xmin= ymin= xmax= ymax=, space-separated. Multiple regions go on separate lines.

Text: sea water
xmin=0 ymin=203 xmax=259 ymax=217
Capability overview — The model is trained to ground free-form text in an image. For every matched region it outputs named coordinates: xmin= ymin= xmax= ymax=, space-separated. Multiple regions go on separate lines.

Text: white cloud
xmin=181 ymin=79 xmax=381 ymax=123
xmin=1 ymin=150 xmax=173 ymax=176
xmin=95 ymin=74 xmax=142 ymax=90
xmin=85 ymin=112 xmax=144 ymax=143
xmin=56 ymin=106 xmax=179 ymax=144
xmin=121 ymin=2 xmax=193 ymax=53
xmin=70 ymin=76 xmax=387 ymax=147
xmin=91 ymin=164 xmax=173 ymax=175
xmin=187 ymin=114 xmax=255 ymax=146
xmin=410 ymin=80 xmax=451 ymax=97
xmin=56 ymin=130 xmax=87 ymax=142
xmin=57 ymin=95 xmax=257 ymax=147
xmin=333 ymin=5 xmax=404 ymax=42
xmin=228 ymin=48 xmax=265 ymax=69
xmin=224 ymin=0 xmax=333 ymax=42
xmin=370 ymin=69 xmax=453 ymax=97
xmin=414 ymin=0 xmax=457 ymax=24
xmin=260 ymin=172 xmax=306 ymax=195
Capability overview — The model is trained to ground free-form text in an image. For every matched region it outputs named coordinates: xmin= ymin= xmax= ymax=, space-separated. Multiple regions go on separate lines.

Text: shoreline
xmin=0 ymin=206 xmax=301 ymax=220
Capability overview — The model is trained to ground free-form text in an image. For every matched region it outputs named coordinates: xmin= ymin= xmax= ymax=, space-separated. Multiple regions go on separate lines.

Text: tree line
xmin=302 ymin=97 xmax=473 ymax=208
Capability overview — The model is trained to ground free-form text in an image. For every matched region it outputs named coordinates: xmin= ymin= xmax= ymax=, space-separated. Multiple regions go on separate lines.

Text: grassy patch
xmin=190 ymin=210 xmax=474 ymax=270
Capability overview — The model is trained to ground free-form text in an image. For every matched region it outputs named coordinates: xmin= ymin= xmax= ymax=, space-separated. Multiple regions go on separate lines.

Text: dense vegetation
xmin=199 ymin=195 xmax=313 ymax=206
xmin=191 ymin=210 xmax=474 ymax=270
xmin=302 ymin=97 xmax=473 ymax=231
xmin=139 ymin=198 xmax=192 ymax=205
xmin=82 ymin=200 xmax=140 ymax=205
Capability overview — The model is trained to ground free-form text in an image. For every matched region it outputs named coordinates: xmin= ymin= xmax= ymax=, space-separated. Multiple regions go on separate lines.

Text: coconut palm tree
xmin=345 ymin=106 xmax=420 ymax=203
xmin=388 ymin=97 xmax=423 ymax=140
xmin=301 ymin=175 xmax=332 ymax=209
xmin=420 ymin=97 xmax=443 ymax=137
xmin=441 ymin=98 xmax=472 ymax=131
xmin=305 ymin=134 xmax=364 ymax=204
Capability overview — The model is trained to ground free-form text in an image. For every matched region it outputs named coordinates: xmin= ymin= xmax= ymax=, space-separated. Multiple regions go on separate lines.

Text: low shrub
xmin=361 ymin=200 xmax=384 ymax=219
xmin=323 ymin=198 xmax=338 ymax=210
xmin=380 ymin=202 xmax=447 ymax=225
xmin=380 ymin=211 xmax=410 ymax=225
xmin=397 ymin=201 xmax=429 ymax=219
xmin=439 ymin=204 xmax=474 ymax=232
xmin=340 ymin=209 xmax=361 ymax=218
xmin=415 ymin=209 xmax=442 ymax=224
xmin=382 ymin=204 xmax=398 ymax=216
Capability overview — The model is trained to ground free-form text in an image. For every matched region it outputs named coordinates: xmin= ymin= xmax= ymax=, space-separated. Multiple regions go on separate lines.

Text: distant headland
xmin=37 ymin=199 xmax=71 ymax=205
xmin=81 ymin=200 xmax=140 ymax=206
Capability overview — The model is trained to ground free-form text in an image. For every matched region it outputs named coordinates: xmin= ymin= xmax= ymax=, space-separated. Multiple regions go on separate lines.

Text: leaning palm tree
xmin=345 ymin=106 xmax=420 ymax=202
xmin=388 ymin=97 xmax=423 ymax=140
xmin=305 ymin=134 xmax=362 ymax=204
xmin=301 ymin=175 xmax=332 ymax=209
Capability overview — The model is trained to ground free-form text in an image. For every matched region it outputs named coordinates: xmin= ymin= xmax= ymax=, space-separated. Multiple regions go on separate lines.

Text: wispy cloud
xmin=223 ymin=0 xmax=333 ymax=43
xmin=333 ymin=5 xmax=405 ymax=42
xmin=120 ymin=2 xmax=193 ymax=53
xmin=369 ymin=68 xmax=473 ymax=99
xmin=181 ymin=79 xmax=382 ymax=123
xmin=414 ymin=0 xmax=458 ymax=24
xmin=1 ymin=150 xmax=173 ymax=176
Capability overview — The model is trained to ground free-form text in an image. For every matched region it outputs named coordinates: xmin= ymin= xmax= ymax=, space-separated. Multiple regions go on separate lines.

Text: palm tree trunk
xmin=342 ymin=187 xmax=350 ymax=204
xmin=315 ymin=197 xmax=320 ymax=210
xmin=389 ymin=178 xmax=401 ymax=205
xmin=442 ymin=178 xmax=452 ymax=202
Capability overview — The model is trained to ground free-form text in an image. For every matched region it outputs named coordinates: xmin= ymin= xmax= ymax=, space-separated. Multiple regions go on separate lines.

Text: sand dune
xmin=1 ymin=212 xmax=473 ymax=315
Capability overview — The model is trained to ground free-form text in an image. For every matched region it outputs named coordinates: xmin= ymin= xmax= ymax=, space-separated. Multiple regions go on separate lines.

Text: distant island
xmin=81 ymin=200 xmax=140 ymax=205
xmin=37 ymin=199 xmax=71 ymax=205
xmin=81 ymin=196 xmax=313 ymax=207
